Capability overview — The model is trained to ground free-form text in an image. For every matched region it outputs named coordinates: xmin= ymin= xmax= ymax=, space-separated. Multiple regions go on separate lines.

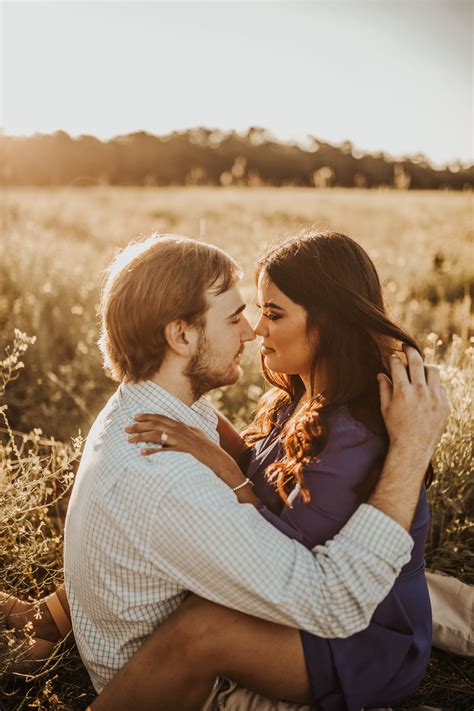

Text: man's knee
xmin=158 ymin=596 xmax=229 ymax=667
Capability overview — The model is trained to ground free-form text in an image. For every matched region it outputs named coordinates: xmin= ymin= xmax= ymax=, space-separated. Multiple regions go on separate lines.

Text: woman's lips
xmin=261 ymin=346 xmax=275 ymax=355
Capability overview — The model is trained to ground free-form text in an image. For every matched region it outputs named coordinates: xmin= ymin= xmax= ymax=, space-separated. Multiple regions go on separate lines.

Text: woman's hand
xmin=125 ymin=413 xmax=227 ymax=468
xmin=124 ymin=414 xmax=257 ymax=506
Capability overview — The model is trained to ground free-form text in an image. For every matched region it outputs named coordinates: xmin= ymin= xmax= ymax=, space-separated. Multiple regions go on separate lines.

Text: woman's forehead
xmin=257 ymin=274 xmax=288 ymax=306
xmin=257 ymin=271 xmax=275 ymax=294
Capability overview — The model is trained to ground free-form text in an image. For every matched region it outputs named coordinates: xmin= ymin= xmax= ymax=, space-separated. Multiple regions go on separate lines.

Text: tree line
xmin=1 ymin=127 xmax=472 ymax=189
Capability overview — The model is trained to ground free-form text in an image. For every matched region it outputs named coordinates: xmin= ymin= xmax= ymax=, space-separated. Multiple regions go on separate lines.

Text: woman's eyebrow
xmin=259 ymin=301 xmax=285 ymax=311
xmin=227 ymin=303 xmax=246 ymax=319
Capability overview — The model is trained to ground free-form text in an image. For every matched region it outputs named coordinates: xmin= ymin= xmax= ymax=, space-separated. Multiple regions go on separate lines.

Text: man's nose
xmin=241 ymin=316 xmax=256 ymax=342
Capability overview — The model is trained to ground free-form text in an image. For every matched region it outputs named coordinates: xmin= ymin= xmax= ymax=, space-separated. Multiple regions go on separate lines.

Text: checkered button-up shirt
xmin=64 ymin=380 xmax=413 ymax=693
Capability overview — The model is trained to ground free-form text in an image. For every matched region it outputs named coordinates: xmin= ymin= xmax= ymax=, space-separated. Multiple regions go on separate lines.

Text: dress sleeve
xmin=278 ymin=414 xmax=387 ymax=549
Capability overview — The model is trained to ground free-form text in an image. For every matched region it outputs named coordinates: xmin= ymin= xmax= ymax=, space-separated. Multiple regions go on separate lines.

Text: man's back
xmin=64 ymin=381 xmax=219 ymax=692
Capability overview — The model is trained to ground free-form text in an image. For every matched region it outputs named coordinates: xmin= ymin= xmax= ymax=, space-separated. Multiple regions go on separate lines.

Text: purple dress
xmin=245 ymin=401 xmax=431 ymax=711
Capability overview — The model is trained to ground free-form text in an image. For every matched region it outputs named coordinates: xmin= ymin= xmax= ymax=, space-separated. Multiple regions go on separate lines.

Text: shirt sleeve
xmin=148 ymin=455 xmax=413 ymax=639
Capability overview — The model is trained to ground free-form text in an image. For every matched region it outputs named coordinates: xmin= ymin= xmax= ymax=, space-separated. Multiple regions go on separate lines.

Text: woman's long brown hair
xmin=243 ymin=230 xmax=431 ymax=504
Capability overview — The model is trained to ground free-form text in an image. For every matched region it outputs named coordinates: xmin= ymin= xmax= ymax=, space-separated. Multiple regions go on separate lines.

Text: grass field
xmin=2 ymin=186 xmax=472 ymax=440
xmin=1 ymin=187 xmax=473 ymax=709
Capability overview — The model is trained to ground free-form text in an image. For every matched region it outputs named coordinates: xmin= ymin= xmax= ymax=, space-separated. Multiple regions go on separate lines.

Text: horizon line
xmin=1 ymin=125 xmax=472 ymax=171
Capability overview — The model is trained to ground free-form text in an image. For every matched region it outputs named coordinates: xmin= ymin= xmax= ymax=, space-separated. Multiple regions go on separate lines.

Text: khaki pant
xmin=427 ymin=570 xmax=474 ymax=657
xmin=201 ymin=678 xmax=314 ymax=711
xmin=201 ymin=679 xmax=395 ymax=711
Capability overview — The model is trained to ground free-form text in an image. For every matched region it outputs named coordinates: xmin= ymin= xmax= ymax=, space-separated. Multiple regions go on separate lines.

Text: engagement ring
xmin=161 ymin=431 xmax=169 ymax=445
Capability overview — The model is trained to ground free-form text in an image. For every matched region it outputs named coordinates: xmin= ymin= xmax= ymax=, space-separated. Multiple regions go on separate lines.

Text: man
xmin=64 ymin=234 xmax=448 ymax=705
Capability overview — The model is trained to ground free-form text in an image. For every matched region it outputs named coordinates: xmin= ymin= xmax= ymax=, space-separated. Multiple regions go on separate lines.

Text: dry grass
xmin=1 ymin=187 xmax=472 ymax=441
xmin=0 ymin=187 xmax=473 ymax=709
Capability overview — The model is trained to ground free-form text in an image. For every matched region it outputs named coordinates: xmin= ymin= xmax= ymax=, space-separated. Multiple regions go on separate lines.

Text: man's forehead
xmin=207 ymin=284 xmax=244 ymax=313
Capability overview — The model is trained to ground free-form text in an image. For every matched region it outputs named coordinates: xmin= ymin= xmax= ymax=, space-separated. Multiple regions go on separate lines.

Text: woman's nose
xmin=253 ymin=314 xmax=267 ymax=337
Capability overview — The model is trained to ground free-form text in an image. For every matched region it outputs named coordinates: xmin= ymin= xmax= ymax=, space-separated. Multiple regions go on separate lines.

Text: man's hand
xmin=368 ymin=346 xmax=449 ymax=531
xmin=378 ymin=346 xmax=449 ymax=471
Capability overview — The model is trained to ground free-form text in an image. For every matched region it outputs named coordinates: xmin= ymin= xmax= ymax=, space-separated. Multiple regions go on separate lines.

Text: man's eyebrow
xmin=256 ymin=301 xmax=285 ymax=311
xmin=227 ymin=303 xmax=246 ymax=318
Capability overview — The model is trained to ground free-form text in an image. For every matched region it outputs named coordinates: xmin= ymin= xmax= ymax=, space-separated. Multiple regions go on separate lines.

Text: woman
xmin=2 ymin=231 xmax=432 ymax=709
xmin=91 ymin=230 xmax=432 ymax=710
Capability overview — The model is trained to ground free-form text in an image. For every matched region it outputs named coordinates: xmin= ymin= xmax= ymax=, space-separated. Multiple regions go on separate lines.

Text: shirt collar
xmin=118 ymin=380 xmax=218 ymax=441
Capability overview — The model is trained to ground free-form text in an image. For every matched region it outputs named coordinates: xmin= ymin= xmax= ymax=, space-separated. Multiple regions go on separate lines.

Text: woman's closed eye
xmin=256 ymin=304 xmax=281 ymax=321
xmin=263 ymin=312 xmax=281 ymax=321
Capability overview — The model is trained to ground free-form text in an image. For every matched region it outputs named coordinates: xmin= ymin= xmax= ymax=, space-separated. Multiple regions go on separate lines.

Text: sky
xmin=2 ymin=0 xmax=472 ymax=167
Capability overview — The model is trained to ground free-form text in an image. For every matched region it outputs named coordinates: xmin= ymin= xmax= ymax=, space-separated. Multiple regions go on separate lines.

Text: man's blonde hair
xmin=99 ymin=233 xmax=241 ymax=382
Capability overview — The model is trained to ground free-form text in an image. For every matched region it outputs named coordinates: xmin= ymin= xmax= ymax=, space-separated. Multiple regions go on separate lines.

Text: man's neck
xmin=149 ymin=362 xmax=196 ymax=408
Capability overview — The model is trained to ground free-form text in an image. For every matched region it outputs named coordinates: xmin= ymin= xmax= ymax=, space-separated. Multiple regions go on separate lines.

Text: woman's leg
xmin=91 ymin=595 xmax=313 ymax=711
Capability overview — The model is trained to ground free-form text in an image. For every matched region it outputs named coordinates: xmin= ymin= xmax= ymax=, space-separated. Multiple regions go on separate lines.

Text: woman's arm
xmin=125 ymin=414 xmax=258 ymax=506
xmin=216 ymin=411 xmax=247 ymax=463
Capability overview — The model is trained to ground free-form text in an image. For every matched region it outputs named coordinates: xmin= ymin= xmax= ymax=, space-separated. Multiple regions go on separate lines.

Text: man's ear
xmin=163 ymin=320 xmax=199 ymax=357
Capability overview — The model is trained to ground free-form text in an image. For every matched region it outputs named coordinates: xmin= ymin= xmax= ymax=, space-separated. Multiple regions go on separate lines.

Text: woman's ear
xmin=163 ymin=320 xmax=199 ymax=357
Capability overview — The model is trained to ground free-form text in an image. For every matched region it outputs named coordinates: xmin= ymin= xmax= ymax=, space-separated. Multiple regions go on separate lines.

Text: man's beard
xmin=185 ymin=329 xmax=241 ymax=401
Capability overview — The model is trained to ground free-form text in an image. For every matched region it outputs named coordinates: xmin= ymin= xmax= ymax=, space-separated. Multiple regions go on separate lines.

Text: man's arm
xmin=151 ymin=465 xmax=411 ymax=639
xmin=368 ymin=348 xmax=449 ymax=530
xmin=151 ymin=348 xmax=448 ymax=639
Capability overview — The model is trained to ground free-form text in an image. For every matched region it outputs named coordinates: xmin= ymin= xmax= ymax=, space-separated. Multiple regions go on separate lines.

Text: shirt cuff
xmin=338 ymin=503 xmax=413 ymax=569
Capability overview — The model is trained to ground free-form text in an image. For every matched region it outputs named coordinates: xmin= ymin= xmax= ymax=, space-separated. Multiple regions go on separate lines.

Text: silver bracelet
xmin=232 ymin=477 xmax=254 ymax=492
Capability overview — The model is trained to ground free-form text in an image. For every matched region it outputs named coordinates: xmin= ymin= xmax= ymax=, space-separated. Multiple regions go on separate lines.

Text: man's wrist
xmin=385 ymin=440 xmax=432 ymax=478
xmin=368 ymin=445 xmax=428 ymax=531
